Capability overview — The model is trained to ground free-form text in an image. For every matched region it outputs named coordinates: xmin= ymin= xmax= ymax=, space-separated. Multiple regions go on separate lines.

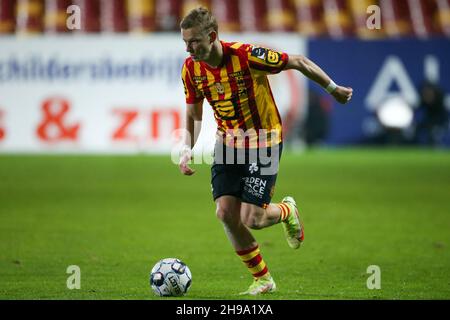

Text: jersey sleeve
xmin=247 ymin=45 xmax=289 ymax=75
xmin=181 ymin=62 xmax=203 ymax=104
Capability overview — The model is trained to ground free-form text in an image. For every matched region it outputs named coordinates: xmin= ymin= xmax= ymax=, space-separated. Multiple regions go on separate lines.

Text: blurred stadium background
xmin=1 ymin=0 xmax=450 ymax=299
xmin=0 ymin=0 xmax=449 ymax=151
xmin=1 ymin=0 xmax=450 ymax=35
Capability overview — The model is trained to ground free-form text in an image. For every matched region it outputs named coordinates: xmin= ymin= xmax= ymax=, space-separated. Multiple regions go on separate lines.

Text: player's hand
xmin=332 ymin=86 xmax=353 ymax=104
xmin=179 ymin=146 xmax=196 ymax=176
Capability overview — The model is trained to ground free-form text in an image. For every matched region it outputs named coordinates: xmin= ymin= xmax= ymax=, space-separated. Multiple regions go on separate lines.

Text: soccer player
xmin=178 ymin=7 xmax=353 ymax=295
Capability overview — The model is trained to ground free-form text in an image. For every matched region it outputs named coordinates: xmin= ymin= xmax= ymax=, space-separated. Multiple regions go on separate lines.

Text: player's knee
xmin=216 ymin=207 xmax=238 ymax=226
xmin=215 ymin=207 xmax=227 ymax=222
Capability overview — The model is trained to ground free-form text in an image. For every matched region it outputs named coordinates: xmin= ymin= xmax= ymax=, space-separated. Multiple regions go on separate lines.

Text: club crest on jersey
xmin=215 ymin=82 xmax=225 ymax=95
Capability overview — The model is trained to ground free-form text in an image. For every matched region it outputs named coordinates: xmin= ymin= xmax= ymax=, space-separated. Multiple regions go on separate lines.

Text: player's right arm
xmin=179 ymin=61 xmax=204 ymax=176
xmin=179 ymin=102 xmax=202 ymax=176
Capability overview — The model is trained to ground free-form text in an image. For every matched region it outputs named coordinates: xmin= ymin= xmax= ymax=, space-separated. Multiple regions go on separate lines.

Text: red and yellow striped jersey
xmin=181 ymin=41 xmax=289 ymax=148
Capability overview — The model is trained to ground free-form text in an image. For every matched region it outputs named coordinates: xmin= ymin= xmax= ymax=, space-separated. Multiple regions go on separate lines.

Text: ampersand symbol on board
xmin=36 ymin=98 xmax=80 ymax=142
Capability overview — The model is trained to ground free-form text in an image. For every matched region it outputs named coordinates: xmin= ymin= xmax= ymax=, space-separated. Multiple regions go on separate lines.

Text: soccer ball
xmin=150 ymin=258 xmax=192 ymax=297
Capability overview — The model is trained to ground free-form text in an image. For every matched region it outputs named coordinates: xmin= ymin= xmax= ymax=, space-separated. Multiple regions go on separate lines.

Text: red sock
xmin=277 ymin=203 xmax=291 ymax=222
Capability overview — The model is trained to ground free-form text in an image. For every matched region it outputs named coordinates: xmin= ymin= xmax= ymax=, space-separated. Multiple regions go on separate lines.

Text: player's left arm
xmin=285 ymin=55 xmax=353 ymax=104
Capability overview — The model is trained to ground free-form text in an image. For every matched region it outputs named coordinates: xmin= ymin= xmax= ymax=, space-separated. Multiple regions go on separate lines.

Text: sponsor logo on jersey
xmin=251 ymin=47 xmax=267 ymax=60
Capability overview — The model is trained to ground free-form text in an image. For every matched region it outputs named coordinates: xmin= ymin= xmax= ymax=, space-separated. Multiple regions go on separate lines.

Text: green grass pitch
xmin=1 ymin=148 xmax=449 ymax=300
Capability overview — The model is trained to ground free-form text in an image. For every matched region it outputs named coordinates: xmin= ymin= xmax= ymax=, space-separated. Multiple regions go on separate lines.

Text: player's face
xmin=182 ymin=27 xmax=213 ymax=62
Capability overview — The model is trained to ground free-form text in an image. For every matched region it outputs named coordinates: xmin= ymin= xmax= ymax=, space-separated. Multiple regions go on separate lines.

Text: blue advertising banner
xmin=307 ymin=39 xmax=450 ymax=146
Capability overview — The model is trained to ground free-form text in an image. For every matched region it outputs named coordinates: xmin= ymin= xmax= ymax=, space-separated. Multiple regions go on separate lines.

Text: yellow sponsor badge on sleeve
xmin=266 ymin=50 xmax=281 ymax=65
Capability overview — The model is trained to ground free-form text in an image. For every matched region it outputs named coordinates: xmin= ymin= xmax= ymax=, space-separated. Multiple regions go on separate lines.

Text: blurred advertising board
xmin=0 ymin=34 xmax=305 ymax=153
xmin=307 ymin=39 xmax=450 ymax=146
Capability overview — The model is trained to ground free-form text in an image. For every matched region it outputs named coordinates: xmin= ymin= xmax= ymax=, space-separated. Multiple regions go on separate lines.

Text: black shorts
xmin=211 ymin=143 xmax=283 ymax=208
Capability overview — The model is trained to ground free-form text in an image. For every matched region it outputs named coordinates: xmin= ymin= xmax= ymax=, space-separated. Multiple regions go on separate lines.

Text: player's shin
xmin=236 ymin=244 xmax=270 ymax=279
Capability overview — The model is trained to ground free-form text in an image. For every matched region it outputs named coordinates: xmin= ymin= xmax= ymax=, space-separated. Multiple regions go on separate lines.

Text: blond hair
xmin=180 ymin=7 xmax=218 ymax=35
